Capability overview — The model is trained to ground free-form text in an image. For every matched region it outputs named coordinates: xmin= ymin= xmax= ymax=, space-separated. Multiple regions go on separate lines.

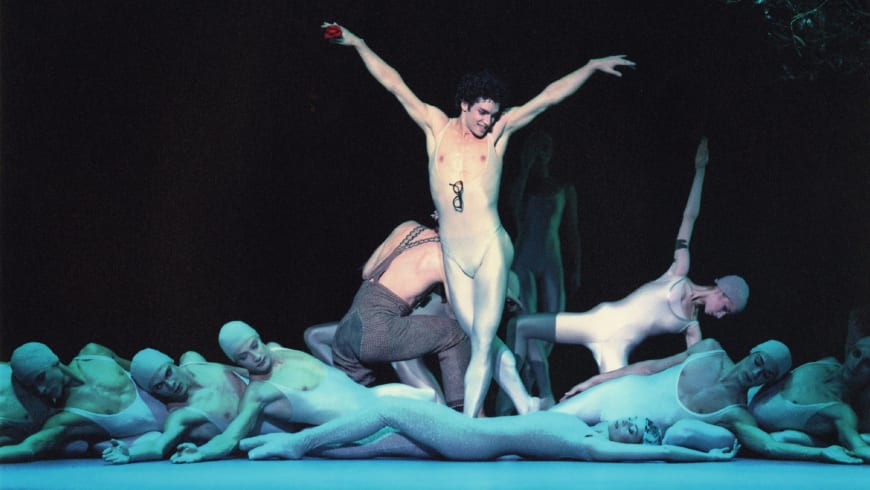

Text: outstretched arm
xmin=0 ymin=413 xmax=103 ymax=463
xmin=170 ymin=385 xmax=276 ymax=463
xmin=825 ymin=403 xmax=870 ymax=462
xmin=662 ymin=419 xmax=738 ymax=452
xmin=500 ymin=56 xmax=635 ymax=136
xmin=668 ymin=137 xmax=708 ymax=277
xmin=102 ymin=409 xmax=204 ymax=464
xmin=584 ymin=437 xmax=737 ymax=463
xmin=0 ymin=425 xmax=66 ymax=463
xmin=322 ymin=23 xmax=446 ymax=135
xmin=561 ymin=338 xmax=721 ymax=400
xmin=727 ymin=410 xmax=862 ymax=464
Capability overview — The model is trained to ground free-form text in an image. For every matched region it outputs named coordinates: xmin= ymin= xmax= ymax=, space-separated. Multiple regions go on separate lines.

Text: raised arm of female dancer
xmin=511 ymin=137 xmax=718 ymax=374
xmin=669 ymin=136 xmax=709 ymax=346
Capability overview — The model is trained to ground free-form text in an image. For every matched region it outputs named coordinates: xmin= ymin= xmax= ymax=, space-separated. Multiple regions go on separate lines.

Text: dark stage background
xmin=2 ymin=1 xmax=868 ymax=397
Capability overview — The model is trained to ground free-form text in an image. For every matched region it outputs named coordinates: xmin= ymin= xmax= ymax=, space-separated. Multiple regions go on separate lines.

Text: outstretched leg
xmin=313 ymin=432 xmax=437 ymax=459
xmin=241 ymin=397 xmax=586 ymax=461
xmin=242 ymin=398 xmax=456 ymax=460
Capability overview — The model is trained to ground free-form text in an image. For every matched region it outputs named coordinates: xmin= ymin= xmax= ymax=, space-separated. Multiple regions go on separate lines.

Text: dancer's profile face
xmin=234 ymin=336 xmax=272 ymax=374
xmin=704 ymin=290 xmax=734 ymax=319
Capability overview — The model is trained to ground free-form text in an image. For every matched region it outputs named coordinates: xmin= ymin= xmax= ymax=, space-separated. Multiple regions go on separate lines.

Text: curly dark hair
xmin=454 ymin=70 xmax=508 ymax=110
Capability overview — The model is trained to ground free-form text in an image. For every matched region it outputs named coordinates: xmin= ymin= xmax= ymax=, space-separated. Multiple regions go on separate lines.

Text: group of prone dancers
xmin=2 ymin=22 xmax=869 ymax=465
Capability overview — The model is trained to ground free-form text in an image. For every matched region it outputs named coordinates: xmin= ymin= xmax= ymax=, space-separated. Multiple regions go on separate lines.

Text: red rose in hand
xmin=323 ymin=25 xmax=343 ymax=40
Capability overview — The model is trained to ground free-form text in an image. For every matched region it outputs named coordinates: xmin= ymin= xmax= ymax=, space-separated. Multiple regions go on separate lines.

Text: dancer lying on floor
xmin=0 ymin=342 xmax=167 ymax=463
xmin=0 ymin=362 xmax=54 ymax=447
xmin=748 ymin=336 xmax=870 ymax=462
xmin=552 ymin=338 xmax=861 ymax=464
xmin=512 ymin=138 xmax=750 ymax=374
xmin=168 ymin=321 xmax=435 ymax=463
xmin=103 ymin=348 xmax=276 ymax=464
xmin=240 ymin=397 xmax=736 ymax=462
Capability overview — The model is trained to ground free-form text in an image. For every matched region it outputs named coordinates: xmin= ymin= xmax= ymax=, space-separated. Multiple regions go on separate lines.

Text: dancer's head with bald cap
xmin=130 ymin=348 xmax=194 ymax=401
xmin=10 ymin=342 xmax=67 ymax=404
xmin=219 ymin=321 xmax=273 ymax=374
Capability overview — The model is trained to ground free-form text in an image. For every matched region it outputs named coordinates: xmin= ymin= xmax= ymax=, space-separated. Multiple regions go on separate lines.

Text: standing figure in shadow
xmin=499 ymin=129 xmax=581 ymax=411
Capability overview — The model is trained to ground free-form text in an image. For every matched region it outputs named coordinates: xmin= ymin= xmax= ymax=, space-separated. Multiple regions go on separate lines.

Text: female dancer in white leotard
xmin=513 ymin=138 xmax=750 ymax=374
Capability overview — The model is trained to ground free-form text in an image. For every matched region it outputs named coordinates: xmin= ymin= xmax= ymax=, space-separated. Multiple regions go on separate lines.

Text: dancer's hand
xmin=321 ymin=22 xmax=363 ymax=47
xmin=820 ymin=445 xmax=862 ymax=464
xmin=586 ymin=55 xmax=635 ymax=77
xmin=561 ymin=374 xmax=607 ymax=400
xmin=101 ymin=439 xmax=131 ymax=464
xmin=706 ymin=439 xmax=740 ymax=461
xmin=695 ymin=137 xmax=709 ymax=170
xmin=170 ymin=442 xmax=204 ymax=463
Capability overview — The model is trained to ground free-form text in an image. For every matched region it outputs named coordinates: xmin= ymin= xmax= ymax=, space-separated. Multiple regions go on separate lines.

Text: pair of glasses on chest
xmin=449 ymin=180 xmax=463 ymax=212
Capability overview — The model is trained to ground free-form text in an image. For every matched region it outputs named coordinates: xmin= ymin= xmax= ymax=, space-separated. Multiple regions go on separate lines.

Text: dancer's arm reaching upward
xmin=671 ymin=137 xmax=709 ymax=347
xmin=669 ymin=137 xmax=709 ymax=278
xmin=322 ymin=23 xmax=447 ymax=144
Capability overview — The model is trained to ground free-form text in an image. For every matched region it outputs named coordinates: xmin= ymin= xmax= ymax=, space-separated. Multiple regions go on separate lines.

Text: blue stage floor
xmin=0 ymin=457 xmax=865 ymax=490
